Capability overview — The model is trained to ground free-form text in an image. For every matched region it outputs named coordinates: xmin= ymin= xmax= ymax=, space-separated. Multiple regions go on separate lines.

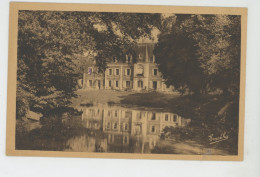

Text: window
xmin=125 ymin=111 xmax=131 ymax=118
xmin=115 ymin=110 xmax=118 ymax=117
xmin=109 ymin=69 xmax=112 ymax=75
xmin=173 ymin=115 xmax=178 ymax=122
xmin=126 ymin=81 xmax=130 ymax=88
xmin=153 ymin=81 xmax=157 ymax=89
xmin=89 ymin=80 xmax=93 ymax=87
xmin=151 ymin=113 xmax=156 ymax=120
xmin=116 ymin=69 xmax=119 ymax=75
xmin=107 ymin=122 xmax=110 ymax=129
xmin=151 ymin=126 xmax=155 ymax=133
xmin=125 ymin=124 xmax=128 ymax=131
xmin=138 ymin=80 xmax=143 ymax=88
xmin=108 ymin=110 xmax=111 ymax=117
xmin=165 ymin=114 xmax=168 ymax=121
xmin=128 ymin=56 xmax=131 ymax=63
xmin=126 ymin=68 xmax=131 ymax=75
xmin=109 ymin=80 xmax=112 ymax=87
xmin=153 ymin=69 xmax=158 ymax=76
xmin=114 ymin=123 xmax=117 ymax=129
xmin=88 ymin=67 xmax=93 ymax=75
xmin=115 ymin=81 xmax=119 ymax=87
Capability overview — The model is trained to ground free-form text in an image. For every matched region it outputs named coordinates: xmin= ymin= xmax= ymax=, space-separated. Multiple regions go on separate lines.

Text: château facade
xmin=82 ymin=43 xmax=174 ymax=92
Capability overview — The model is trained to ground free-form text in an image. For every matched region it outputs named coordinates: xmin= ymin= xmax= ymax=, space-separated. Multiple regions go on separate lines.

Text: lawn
xmin=70 ymin=89 xmax=132 ymax=109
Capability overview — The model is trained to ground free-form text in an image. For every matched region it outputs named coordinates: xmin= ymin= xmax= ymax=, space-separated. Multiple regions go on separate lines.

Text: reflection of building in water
xmin=66 ymin=135 xmax=108 ymax=152
xmin=82 ymin=107 xmax=103 ymax=130
xmin=80 ymin=105 xmax=191 ymax=153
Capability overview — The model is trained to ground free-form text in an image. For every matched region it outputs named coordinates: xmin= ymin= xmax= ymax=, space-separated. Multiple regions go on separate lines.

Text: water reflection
xmin=16 ymin=103 xmax=235 ymax=155
xmin=64 ymin=105 xmax=191 ymax=153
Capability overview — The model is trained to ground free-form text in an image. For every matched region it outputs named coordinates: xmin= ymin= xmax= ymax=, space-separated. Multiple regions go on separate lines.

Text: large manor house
xmin=81 ymin=42 xmax=174 ymax=92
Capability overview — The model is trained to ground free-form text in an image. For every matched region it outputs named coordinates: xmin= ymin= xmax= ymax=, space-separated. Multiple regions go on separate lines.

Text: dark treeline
xmin=153 ymin=14 xmax=241 ymax=154
xmin=154 ymin=14 xmax=241 ymax=97
xmin=17 ymin=11 xmax=241 ymax=122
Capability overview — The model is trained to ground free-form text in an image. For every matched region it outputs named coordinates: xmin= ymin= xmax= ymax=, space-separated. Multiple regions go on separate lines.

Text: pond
xmin=16 ymin=104 xmax=236 ymax=155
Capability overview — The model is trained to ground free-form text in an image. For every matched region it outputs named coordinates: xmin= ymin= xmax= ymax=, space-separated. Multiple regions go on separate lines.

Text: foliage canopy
xmin=154 ymin=14 xmax=241 ymax=96
xmin=17 ymin=11 xmax=161 ymax=118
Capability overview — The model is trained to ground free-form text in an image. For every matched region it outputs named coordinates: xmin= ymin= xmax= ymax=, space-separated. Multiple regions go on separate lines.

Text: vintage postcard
xmin=6 ymin=2 xmax=247 ymax=161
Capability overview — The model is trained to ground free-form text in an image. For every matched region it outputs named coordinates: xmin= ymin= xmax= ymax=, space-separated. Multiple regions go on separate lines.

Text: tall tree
xmin=154 ymin=14 xmax=241 ymax=96
xmin=17 ymin=11 xmax=161 ymax=118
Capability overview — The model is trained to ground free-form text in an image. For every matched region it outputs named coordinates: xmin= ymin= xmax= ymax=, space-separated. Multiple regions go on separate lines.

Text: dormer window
xmin=153 ymin=69 xmax=158 ymax=76
xmin=113 ymin=56 xmax=117 ymax=62
xmin=128 ymin=55 xmax=131 ymax=63
xmin=88 ymin=67 xmax=93 ymax=75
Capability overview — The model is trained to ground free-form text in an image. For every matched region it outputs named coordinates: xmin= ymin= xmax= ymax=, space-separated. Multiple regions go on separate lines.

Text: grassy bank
xmin=70 ymin=89 xmax=131 ymax=108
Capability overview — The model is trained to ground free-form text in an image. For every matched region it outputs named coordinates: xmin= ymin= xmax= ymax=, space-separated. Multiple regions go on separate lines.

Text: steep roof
xmin=135 ymin=43 xmax=155 ymax=62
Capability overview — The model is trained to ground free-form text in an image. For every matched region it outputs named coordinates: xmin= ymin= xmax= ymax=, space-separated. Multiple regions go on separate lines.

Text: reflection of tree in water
xmin=16 ymin=98 xmax=239 ymax=155
xmin=16 ymin=114 xmax=107 ymax=151
xmin=156 ymin=98 xmax=239 ymax=155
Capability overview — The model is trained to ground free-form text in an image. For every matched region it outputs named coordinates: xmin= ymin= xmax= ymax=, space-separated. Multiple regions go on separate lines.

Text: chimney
xmin=145 ymin=44 xmax=149 ymax=62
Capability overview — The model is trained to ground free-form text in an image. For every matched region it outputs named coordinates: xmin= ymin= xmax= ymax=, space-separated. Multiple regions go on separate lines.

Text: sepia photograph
xmin=6 ymin=2 xmax=247 ymax=160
